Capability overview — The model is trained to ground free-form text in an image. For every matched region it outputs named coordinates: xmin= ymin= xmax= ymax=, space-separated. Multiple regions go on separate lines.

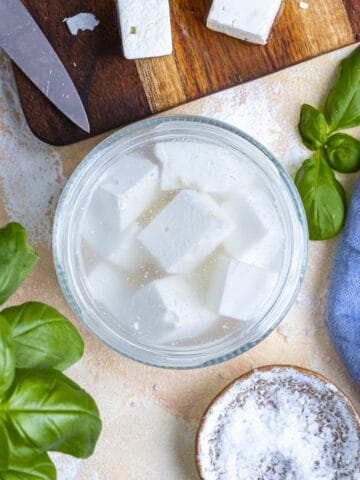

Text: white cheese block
xmin=87 ymin=263 xmax=130 ymax=318
xmin=116 ymin=0 xmax=173 ymax=59
xmin=222 ymin=194 xmax=267 ymax=259
xmin=123 ymin=276 xmax=216 ymax=339
xmin=138 ymin=190 xmax=235 ymax=274
xmin=154 ymin=142 xmax=255 ymax=194
xmin=88 ymin=154 xmax=159 ymax=233
xmin=84 ymin=222 xmax=149 ymax=272
xmin=207 ymin=256 xmax=277 ymax=322
xmin=206 ymin=0 xmax=282 ymax=45
xmin=231 ymin=188 xmax=285 ymax=268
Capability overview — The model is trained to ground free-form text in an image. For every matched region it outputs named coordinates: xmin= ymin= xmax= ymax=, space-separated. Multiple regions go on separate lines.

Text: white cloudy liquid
xmin=79 ymin=140 xmax=286 ymax=347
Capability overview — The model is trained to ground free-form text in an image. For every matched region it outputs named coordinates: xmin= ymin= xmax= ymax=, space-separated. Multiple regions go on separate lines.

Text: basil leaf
xmin=324 ymin=46 xmax=360 ymax=131
xmin=0 ymin=426 xmax=10 ymax=471
xmin=0 ymin=317 xmax=15 ymax=398
xmin=0 ymin=224 xmax=38 ymax=305
xmin=295 ymin=151 xmax=347 ymax=240
xmin=325 ymin=133 xmax=360 ymax=173
xmin=0 ymin=453 xmax=56 ymax=480
xmin=2 ymin=302 xmax=84 ymax=371
xmin=2 ymin=369 xmax=101 ymax=459
xmin=299 ymin=104 xmax=328 ymax=150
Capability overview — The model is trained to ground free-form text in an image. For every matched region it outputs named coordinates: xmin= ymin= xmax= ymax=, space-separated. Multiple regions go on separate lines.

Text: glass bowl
xmin=53 ymin=115 xmax=308 ymax=369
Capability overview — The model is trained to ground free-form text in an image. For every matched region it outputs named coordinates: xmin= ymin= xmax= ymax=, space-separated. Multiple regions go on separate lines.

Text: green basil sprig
xmin=295 ymin=45 xmax=360 ymax=240
xmin=0 ymin=453 xmax=56 ymax=480
xmin=324 ymin=46 xmax=360 ymax=131
xmin=325 ymin=133 xmax=360 ymax=173
xmin=0 ymin=223 xmax=38 ymax=305
xmin=299 ymin=104 xmax=328 ymax=151
xmin=0 ymin=223 xmax=101 ymax=478
xmin=2 ymin=302 xmax=84 ymax=371
xmin=295 ymin=151 xmax=346 ymax=240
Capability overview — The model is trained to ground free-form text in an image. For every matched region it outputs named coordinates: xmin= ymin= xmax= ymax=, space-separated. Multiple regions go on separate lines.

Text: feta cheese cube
xmin=154 ymin=142 xmax=255 ymax=194
xmin=222 ymin=194 xmax=267 ymax=259
xmin=84 ymin=222 xmax=150 ymax=271
xmin=123 ymin=276 xmax=216 ymax=339
xmin=223 ymin=189 xmax=285 ymax=268
xmin=138 ymin=190 xmax=235 ymax=274
xmin=88 ymin=154 xmax=159 ymax=233
xmin=116 ymin=0 xmax=173 ymax=59
xmin=87 ymin=263 xmax=130 ymax=318
xmin=207 ymin=256 xmax=277 ymax=321
xmin=207 ymin=0 xmax=282 ymax=45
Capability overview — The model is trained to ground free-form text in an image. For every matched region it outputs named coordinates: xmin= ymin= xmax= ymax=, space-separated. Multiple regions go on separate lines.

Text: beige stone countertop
xmin=0 ymin=43 xmax=360 ymax=479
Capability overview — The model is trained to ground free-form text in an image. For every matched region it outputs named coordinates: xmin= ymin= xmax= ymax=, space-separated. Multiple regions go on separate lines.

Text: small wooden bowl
xmin=196 ymin=365 xmax=360 ymax=480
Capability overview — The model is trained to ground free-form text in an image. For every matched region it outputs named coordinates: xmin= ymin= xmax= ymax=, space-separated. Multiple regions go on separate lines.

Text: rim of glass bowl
xmin=53 ymin=115 xmax=308 ymax=369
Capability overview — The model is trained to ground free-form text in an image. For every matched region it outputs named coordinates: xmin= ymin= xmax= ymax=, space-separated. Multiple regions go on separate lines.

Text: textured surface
xmin=13 ymin=0 xmax=358 ymax=145
xmin=1 ymin=44 xmax=360 ymax=478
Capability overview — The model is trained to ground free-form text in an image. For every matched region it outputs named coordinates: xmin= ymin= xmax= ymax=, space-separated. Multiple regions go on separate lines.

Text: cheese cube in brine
xmin=207 ymin=0 xmax=282 ymax=45
xmin=116 ymin=0 xmax=172 ymax=59
xmin=123 ymin=276 xmax=216 ymax=339
xmin=88 ymin=155 xmax=158 ymax=233
xmin=207 ymin=257 xmax=277 ymax=322
xmin=87 ymin=263 xmax=130 ymax=318
xmin=138 ymin=190 xmax=235 ymax=274
xmin=223 ymin=189 xmax=285 ymax=268
xmin=222 ymin=194 xmax=267 ymax=258
xmin=84 ymin=222 xmax=149 ymax=272
xmin=154 ymin=142 xmax=255 ymax=194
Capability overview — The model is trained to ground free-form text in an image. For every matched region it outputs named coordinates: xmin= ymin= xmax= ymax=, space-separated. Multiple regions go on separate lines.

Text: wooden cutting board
xmin=14 ymin=0 xmax=360 ymax=145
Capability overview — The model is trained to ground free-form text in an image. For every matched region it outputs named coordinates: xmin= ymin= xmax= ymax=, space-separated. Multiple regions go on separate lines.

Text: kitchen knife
xmin=0 ymin=0 xmax=90 ymax=133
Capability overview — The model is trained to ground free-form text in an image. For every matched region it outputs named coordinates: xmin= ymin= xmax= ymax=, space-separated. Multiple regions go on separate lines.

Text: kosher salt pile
xmin=197 ymin=368 xmax=360 ymax=479
xmin=80 ymin=140 xmax=285 ymax=344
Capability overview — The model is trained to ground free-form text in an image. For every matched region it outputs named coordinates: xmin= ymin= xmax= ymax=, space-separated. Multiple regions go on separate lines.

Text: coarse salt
xmin=299 ymin=1 xmax=309 ymax=9
xmin=198 ymin=368 xmax=360 ymax=480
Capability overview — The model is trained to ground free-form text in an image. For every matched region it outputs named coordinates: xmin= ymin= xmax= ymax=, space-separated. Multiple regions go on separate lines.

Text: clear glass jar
xmin=53 ymin=116 xmax=308 ymax=369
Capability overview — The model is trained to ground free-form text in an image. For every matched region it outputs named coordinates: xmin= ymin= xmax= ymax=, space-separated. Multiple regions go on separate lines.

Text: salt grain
xmin=278 ymin=323 xmax=296 ymax=341
xmin=198 ymin=368 xmax=360 ymax=480
xmin=299 ymin=1 xmax=309 ymax=9
xmin=306 ymin=326 xmax=317 ymax=338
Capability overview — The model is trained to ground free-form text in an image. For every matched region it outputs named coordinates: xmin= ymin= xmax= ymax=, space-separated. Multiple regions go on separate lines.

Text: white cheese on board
xmin=138 ymin=189 xmax=235 ymax=274
xmin=207 ymin=256 xmax=277 ymax=322
xmin=207 ymin=0 xmax=282 ymax=45
xmin=116 ymin=0 xmax=173 ymax=59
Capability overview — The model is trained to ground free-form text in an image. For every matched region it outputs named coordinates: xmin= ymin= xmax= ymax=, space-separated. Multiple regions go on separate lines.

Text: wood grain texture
xmin=13 ymin=0 xmax=359 ymax=145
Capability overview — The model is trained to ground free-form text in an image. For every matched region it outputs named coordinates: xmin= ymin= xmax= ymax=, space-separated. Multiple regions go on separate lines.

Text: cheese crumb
xmin=63 ymin=13 xmax=100 ymax=36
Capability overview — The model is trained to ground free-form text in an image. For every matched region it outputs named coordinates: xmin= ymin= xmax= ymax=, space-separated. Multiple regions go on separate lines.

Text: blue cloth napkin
xmin=326 ymin=177 xmax=360 ymax=386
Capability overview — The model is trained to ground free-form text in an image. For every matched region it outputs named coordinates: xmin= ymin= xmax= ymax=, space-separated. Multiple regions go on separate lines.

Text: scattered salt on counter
xmin=306 ymin=326 xmax=317 ymax=338
xmin=278 ymin=323 xmax=297 ymax=341
xmin=198 ymin=368 xmax=360 ymax=480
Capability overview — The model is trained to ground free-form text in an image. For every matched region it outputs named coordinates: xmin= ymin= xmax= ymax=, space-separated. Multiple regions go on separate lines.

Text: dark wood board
xmin=13 ymin=0 xmax=360 ymax=145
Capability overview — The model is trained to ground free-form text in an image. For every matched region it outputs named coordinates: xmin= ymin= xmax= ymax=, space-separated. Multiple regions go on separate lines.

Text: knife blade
xmin=0 ymin=0 xmax=90 ymax=133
